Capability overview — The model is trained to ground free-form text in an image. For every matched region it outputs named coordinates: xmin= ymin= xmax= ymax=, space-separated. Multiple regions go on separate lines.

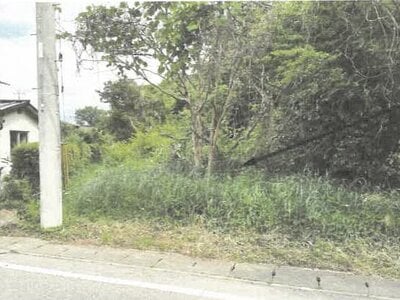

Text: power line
xmin=243 ymin=104 xmax=400 ymax=167
xmin=0 ymin=80 xmax=11 ymax=86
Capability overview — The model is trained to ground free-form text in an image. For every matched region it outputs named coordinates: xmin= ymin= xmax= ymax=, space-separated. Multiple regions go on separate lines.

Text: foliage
xmin=66 ymin=168 xmax=400 ymax=241
xmin=103 ymin=119 xmax=189 ymax=169
xmin=242 ymin=1 xmax=400 ymax=185
xmin=27 ymin=3 xmax=400 ymax=279
xmin=61 ymin=123 xmax=109 ymax=188
xmin=0 ymin=176 xmax=33 ymax=210
xmin=62 ymin=129 xmax=95 ymax=172
xmin=71 ymin=2 xmax=270 ymax=174
xmin=62 ymin=121 xmax=113 ymax=164
xmin=98 ymin=79 xmax=166 ymax=141
xmin=68 ymin=1 xmax=400 ymax=184
xmin=75 ymin=106 xmax=108 ymax=128
xmin=10 ymin=142 xmax=40 ymax=191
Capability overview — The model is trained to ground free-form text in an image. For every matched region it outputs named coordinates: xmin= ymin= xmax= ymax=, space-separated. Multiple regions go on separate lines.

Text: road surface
xmin=0 ymin=237 xmax=399 ymax=300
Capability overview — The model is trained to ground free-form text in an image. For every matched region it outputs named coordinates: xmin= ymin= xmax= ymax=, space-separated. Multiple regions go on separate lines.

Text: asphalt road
xmin=0 ymin=237 xmax=399 ymax=300
xmin=0 ymin=251 xmax=383 ymax=300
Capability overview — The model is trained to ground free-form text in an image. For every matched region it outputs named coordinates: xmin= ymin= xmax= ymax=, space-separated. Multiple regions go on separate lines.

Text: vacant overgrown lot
xmin=3 ymin=0 xmax=400 ymax=283
xmin=4 ymin=166 xmax=399 ymax=279
xmin=66 ymin=167 xmax=400 ymax=242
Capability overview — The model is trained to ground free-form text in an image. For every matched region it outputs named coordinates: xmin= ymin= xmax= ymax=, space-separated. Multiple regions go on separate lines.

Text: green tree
xmin=75 ymin=106 xmax=108 ymax=128
xmin=71 ymin=2 xmax=270 ymax=175
xmin=70 ymin=1 xmax=400 ymax=184
xmin=99 ymin=79 xmax=166 ymax=141
xmin=245 ymin=1 xmax=400 ymax=185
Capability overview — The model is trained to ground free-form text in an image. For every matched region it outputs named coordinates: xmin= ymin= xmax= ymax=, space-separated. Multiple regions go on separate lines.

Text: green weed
xmin=64 ymin=167 xmax=400 ymax=242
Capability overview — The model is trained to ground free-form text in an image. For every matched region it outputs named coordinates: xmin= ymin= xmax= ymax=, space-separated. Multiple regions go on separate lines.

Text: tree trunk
xmin=207 ymin=106 xmax=221 ymax=178
xmin=191 ymin=105 xmax=203 ymax=170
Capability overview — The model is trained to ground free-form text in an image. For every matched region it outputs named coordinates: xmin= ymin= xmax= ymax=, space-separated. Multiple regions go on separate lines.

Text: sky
xmin=0 ymin=0 xmax=118 ymax=122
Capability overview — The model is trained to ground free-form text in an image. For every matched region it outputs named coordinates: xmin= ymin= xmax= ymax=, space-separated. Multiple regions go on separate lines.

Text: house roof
xmin=0 ymin=100 xmax=38 ymax=120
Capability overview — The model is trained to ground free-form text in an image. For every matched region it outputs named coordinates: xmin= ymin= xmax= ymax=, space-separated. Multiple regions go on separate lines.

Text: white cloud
xmin=0 ymin=0 xmax=118 ymax=122
xmin=0 ymin=0 xmax=164 ymax=123
xmin=0 ymin=2 xmax=35 ymax=25
xmin=0 ymin=36 xmax=36 ymax=100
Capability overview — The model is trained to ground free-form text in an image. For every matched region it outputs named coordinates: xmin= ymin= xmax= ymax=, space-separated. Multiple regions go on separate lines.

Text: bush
xmin=19 ymin=199 xmax=40 ymax=224
xmin=62 ymin=142 xmax=91 ymax=174
xmin=11 ymin=143 xmax=39 ymax=191
xmin=0 ymin=176 xmax=34 ymax=210
xmin=103 ymin=120 xmax=188 ymax=169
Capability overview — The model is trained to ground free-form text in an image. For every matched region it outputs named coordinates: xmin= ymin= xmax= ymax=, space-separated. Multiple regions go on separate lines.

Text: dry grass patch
xmin=3 ymin=216 xmax=397 ymax=280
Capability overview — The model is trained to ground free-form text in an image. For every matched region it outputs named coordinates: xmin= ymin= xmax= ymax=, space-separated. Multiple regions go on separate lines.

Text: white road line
xmin=0 ymin=261 xmax=255 ymax=300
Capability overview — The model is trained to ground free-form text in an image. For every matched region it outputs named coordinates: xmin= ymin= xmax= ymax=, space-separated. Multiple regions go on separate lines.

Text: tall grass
xmin=65 ymin=166 xmax=400 ymax=241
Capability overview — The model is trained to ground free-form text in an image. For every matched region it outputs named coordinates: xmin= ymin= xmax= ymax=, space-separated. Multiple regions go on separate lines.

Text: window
xmin=10 ymin=131 xmax=28 ymax=150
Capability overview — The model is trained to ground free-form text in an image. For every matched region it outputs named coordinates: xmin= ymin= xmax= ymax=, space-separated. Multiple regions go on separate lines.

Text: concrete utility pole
xmin=36 ymin=2 xmax=62 ymax=228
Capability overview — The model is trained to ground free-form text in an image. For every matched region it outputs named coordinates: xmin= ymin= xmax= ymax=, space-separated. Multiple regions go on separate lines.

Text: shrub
xmin=11 ymin=142 xmax=39 ymax=191
xmin=19 ymin=199 xmax=40 ymax=224
xmin=0 ymin=176 xmax=34 ymax=210
xmin=103 ymin=120 xmax=188 ymax=169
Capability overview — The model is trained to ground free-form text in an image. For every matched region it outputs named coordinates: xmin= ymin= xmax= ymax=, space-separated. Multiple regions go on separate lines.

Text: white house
xmin=0 ymin=100 xmax=38 ymax=177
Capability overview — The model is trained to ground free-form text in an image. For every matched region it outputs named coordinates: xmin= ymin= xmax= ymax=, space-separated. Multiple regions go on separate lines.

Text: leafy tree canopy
xmin=70 ymin=1 xmax=400 ymax=185
xmin=75 ymin=106 xmax=108 ymax=127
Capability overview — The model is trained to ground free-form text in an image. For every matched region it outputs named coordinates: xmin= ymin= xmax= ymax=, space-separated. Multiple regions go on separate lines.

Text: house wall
xmin=0 ymin=109 xmax=38 ymax=177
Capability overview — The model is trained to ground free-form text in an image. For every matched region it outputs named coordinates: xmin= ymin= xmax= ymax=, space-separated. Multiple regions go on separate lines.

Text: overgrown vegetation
xmin=10 ymin=142 xmax=39 ymax=192
xmin=65 ymin=167 xmax=400 ymax=242
xmin=69 ymin=1 xmax=400 ymax=184
xmin=2 ymin=1 xmax=400 ymax=280
xmin=0 ymin=143 xmax=38 ymax=211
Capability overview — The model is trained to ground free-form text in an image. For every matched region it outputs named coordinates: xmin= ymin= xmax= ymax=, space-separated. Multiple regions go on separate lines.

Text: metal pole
xmin=36 ymin=2 xmax=62 ymax=228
